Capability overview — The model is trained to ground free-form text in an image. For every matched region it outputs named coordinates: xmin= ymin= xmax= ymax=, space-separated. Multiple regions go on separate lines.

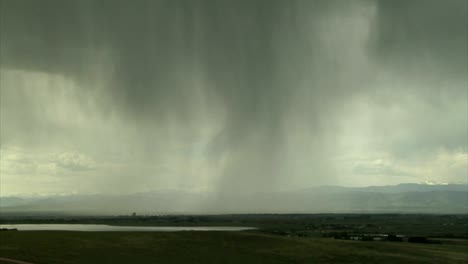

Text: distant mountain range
xmin=1 ymin=183 xmax=467 ymax=215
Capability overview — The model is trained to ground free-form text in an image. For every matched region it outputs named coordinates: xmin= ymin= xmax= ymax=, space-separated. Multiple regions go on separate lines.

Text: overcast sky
xmin=0 ymin=0 xmax=466 ymax=196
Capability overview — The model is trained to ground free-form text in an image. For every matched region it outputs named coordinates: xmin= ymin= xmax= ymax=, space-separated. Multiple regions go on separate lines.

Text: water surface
xmin=0 ymin=224 xmax=255 ymax=232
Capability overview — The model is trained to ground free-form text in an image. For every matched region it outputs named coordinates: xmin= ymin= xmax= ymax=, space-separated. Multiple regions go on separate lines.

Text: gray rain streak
xmin=0 ymin=0 xmax=467 ymax=197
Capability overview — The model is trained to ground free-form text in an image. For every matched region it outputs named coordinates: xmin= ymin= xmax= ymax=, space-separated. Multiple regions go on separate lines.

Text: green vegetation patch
xmin=1 ymin=231 xmax=467 ymax=264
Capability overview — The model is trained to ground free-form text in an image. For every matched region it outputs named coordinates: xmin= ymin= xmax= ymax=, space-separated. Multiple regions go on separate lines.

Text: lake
xmin=0 ymin=224 xmax=256 ymax=232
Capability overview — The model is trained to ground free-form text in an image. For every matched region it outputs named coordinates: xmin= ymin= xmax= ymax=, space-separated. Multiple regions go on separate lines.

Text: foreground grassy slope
xmin=1 ymin=231 xmax=467 ymax=264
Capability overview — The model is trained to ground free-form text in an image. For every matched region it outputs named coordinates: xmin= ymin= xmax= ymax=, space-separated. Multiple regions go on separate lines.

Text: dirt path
xmin=0 ymin=257 xmax=36 ymax=264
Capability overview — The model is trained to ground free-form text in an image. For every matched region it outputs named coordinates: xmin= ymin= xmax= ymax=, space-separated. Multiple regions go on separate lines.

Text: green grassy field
xmin=1 ymin=231 xmax=467 ymax=264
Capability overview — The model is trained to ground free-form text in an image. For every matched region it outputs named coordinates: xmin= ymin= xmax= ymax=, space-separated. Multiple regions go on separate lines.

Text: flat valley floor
xmin=1 ymin=231 xmax=467 ymax=264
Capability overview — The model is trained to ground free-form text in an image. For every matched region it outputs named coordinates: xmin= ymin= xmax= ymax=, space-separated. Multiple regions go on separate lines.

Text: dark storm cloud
xmin=2 ymin=0 xmax=372 ymax=189
xmin=370 ymin=0 xmax=467 ymax=79
xmin=364 ymin=0 xmax=468 ymax=158
xmin=1 ymin=0 xmax=465 ymax=120
xmin=0 ymin=0 xmax=367 ymax=113
xmin=0 ymin=0 xmax=466 ymax=196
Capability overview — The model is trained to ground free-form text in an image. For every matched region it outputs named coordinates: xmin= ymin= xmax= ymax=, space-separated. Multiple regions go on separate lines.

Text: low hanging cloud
xmin=352 ymin=160 xmax=409 ymax=177
xmin=55 ymin=152 xmax=96 ymax=171
xmin=0 ymin=148 xmax=95 ymax=174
